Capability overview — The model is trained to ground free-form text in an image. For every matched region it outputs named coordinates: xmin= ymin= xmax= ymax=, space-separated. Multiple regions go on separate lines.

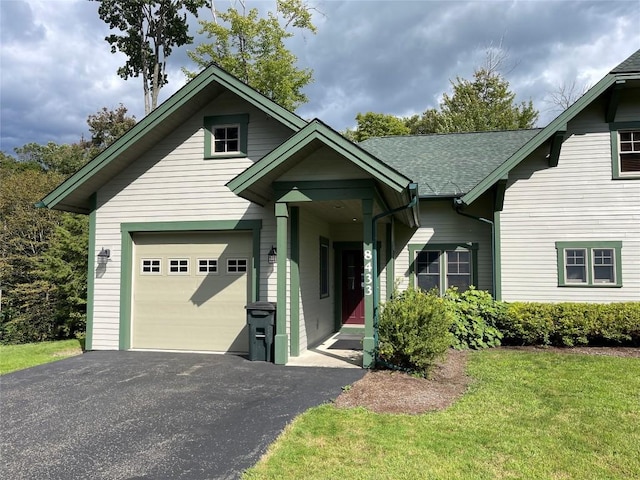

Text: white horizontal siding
xmin=500 ymin=99 xmax=640 ymax=303
xmin=395 ymin=198 xmax=494 ymax=293
xmin=91 ymin=94 xmax=293 ymax=350
xmin=278 ymin=146 xmax=371 ymax=181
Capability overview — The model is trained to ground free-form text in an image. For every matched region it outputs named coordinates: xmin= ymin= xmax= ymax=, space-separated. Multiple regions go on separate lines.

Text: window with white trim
xmin=197 ymin=259 xmax=218 ymax=274
xmin=168 ymin=258 xmax=189 ymax=275
xmin=412 ymin=244 xmax=477 ymax=294
xmin=141 ymin=258 xmax=161 ymax=274
xmin=619 ymin=130 xmax=640 ymax=174
xmin=556 ymin=241 xmax=622 ymax=287
xmin=227 ymin=258 xmax=248 ymax=273
xmin=213 ymin=125 xmax=240 ymax=154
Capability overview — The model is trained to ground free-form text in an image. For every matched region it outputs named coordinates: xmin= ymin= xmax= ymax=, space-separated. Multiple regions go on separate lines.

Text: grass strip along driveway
xmin=0 ymin=339 xmax=82 ymax=375
xmin=245 ymin=349 xmax=640 ymax=479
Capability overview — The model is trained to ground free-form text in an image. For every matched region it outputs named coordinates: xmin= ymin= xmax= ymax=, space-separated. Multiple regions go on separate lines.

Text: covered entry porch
xmin=228 ymin=120 xmax=419 ymax=367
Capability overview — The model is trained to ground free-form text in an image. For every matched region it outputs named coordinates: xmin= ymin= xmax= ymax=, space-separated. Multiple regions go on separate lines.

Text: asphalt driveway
xmin=1 ymin=351 xmax=365 ymax=480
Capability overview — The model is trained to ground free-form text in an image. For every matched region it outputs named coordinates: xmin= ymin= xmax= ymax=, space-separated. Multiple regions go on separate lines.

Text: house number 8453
xmin=363 ymin=249 xmax=373 ymax=296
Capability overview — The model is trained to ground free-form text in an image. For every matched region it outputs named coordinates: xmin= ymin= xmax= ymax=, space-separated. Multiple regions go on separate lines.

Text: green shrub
xmin=499 ymin=302 xmax=640 ymax=347
xmin=444 ymin=286 xmax=505 ymax=349
xmin=377 ymin=287 xmax=453 ymax=377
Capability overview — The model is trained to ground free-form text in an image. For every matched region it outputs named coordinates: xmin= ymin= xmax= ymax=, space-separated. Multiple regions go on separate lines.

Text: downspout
xmin=453 ymin=198 xmax=496 ymax=298
xmin=371 ymin=183 xmax=419 ymax=363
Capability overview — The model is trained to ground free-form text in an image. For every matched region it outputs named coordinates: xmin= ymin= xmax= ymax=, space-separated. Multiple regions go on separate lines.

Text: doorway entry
xmin=341 ymin=249 xmax=364 ymax=325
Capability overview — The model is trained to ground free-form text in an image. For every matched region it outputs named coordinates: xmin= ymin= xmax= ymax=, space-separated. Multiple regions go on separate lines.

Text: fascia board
xmin=460 ymin=73 xmax=619 ymax=206
xmin=41 ymin=65 xmax=306 ymax=210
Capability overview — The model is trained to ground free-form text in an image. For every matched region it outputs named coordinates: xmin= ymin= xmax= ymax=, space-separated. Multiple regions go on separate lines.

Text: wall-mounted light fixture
xmin=97 ymin=248 xmax=111 ymax=265
xmin=267 ymin=246 xmax=277 ymax=264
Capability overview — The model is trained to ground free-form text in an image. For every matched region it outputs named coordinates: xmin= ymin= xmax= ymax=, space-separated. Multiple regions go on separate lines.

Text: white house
xmin=41 ymin=49 xmax=640 ymax=367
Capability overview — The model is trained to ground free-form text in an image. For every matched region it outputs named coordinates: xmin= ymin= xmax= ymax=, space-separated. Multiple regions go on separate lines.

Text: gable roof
xmin=360 ymin=129 xmax=540 ymax=197
xmin=460 ymin=49 xmax=640 ymax=206
xmin=39 ymin=64 xmax=308 ymax=213
xmin=228 ymin=119 xmax=419 ymax=225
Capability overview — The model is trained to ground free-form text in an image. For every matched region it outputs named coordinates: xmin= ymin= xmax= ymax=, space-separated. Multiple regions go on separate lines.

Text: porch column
xmin=274 ymin=202 xmax=289 ymax=364
xmin=362 ymin=198 xmax=375 ymax=368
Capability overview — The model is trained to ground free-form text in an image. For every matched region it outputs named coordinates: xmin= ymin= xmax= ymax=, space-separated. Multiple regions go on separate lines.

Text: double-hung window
xmin=411 ymin=243 xmax=478 ymax=294
xmin=610 ymin=122 xmax=640 ymax=179
xmin=556 ymin=241 xmax=622 ymax=287
xmin=204 ymin=114 xmax=249 ymax=158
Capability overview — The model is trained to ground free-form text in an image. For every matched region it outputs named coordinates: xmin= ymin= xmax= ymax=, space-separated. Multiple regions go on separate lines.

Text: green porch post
xmin=362 ymin=198 xmax=375 ymax=368
xmin=274 ymin=202 xmax=289 ymax=364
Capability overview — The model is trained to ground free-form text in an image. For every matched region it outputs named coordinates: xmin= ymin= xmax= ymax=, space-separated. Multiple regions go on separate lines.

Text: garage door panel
xmin=132 ymin=232 xmax=252 ymax=353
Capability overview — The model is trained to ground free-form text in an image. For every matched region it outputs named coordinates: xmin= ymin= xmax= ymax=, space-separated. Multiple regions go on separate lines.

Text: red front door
xmin=342 ymin=249 xmax=364 ymax=325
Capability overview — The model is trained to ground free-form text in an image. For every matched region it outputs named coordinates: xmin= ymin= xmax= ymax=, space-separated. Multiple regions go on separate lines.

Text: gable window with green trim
xmin=204 ymin=114 xmax=249 ymax=158
xmin=610 ymin=122 xmax=640 ymax=179
xmin=556 ymin=241 xmax=622 ymax=287
xmin=409 ymin=243 xmax=478 ymax=294
xmin=319 ymin=237 xmax=330 ymax=298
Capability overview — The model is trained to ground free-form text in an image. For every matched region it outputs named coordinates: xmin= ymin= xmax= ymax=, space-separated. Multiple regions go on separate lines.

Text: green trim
xmin=493 ymin=211 xmax=502 ymax=301
xmin=408 ymin=243 xmax=479 ymax=293
xmin=290 ymin=207 xmax=300 ymax=356
xmin=40 ymin=64 xmax=306 ymax=212
xmin=227 ymin=119 xmax=411 ymax=203
xmin=275 ymin=203 xmax=289 ymax=364
xmin=204 ymin=114 xmax=249 ymax=158
xmin=461 ymin=72 xmax=640 ymax=206
xmin=493 ymin=179 xmax=507 ymax=212
xmin=555 ymin=241 xmax=623 ymax=288
xmin=610 ymin=122 xmax=640 ymax=180
xmin=85 ymin=193 xmax=97 ymax=351
xmin=362 ymin=199 xmax=375 ymax=368
xmin=548 ymin=130 xmax=566 ymax=167
xmin=605 ymin=81 xmax=624 ymax=123
xmin=319 ymin=236 xmax=330 ymax=298
xmin=118 ymin=219 xmax=262 ymax=350
xmin=385 ymin=221 xmax=394 ymax=301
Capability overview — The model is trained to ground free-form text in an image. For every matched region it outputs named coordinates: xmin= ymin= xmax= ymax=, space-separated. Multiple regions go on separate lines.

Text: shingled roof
xmin=359 ymin=129 xmax=541 ymax=197
xmin=611 ymin=48 xmax=640 ymax=73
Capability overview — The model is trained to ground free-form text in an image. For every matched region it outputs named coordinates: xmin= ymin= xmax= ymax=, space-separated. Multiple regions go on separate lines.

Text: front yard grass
xmin=245 ymin=349 xmax=640 ymax=479
xmin=0 ymin=339 xmax=83 ymax=374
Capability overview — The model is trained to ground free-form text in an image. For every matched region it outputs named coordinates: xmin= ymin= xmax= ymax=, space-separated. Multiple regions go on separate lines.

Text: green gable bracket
xmin=548 ymin=129 xmax=566 ymax=167
xmin=493 ymin=179 xmax=507 ymax=212
xmin=605 ymin=81 xmax=625 ymax=123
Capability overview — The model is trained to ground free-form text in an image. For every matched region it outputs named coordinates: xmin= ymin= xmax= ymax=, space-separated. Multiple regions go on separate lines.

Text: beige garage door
xmin=132 ymin=231 xmax=252 ymax=353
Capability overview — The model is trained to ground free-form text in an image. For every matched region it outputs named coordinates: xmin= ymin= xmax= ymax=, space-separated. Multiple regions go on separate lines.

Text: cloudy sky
xmin=1 ymin=0 xmax=639 ymax=155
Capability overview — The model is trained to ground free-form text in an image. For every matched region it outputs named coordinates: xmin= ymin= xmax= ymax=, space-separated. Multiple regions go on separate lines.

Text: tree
xmin=85 ymin=104 xmax=137 ymax=156
xmin=95 ymin=0 xmax=207 ymax=115
xmin=406 ymin=67 xmax=538 ymax=134
xmin=186 ymin=0 xmax=317 ymax=110
xmin=345 ymin=112 xmax=410 ymax=142
xmin=546 ymin=80 xmax=589 ymax=111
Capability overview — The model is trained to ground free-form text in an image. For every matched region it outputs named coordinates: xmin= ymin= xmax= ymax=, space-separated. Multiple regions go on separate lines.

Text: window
xmin=197 ymin=259 xmax=218 ymax=274
xmin=411 ymin=243 xmax=478 ymax=294
xmin=610 ymin=123 xmax=640 ymax=179
xmin=556 ymin=241 xmax=622 ymax=287
xmin=619 ymin=131 xmax=640 ymax=174
xmin=141 ymin=259 xmax=161 ymax=274
xmin=204 ymin=114 xmax=249 ymax=158
xmin=227 ymin=258 xmax=248 ymax=273
xmin=320 ymin=237 xmax=330 ymax=298
xmin=168 ymin=258 xmax=189 ymax=274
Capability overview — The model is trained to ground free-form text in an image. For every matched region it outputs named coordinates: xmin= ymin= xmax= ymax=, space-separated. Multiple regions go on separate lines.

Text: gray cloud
xmin=1 ymin=0 xmax=639 ymax=154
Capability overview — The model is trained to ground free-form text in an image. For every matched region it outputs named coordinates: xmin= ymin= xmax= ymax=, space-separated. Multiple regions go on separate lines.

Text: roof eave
xmin=460 ymin=72 xmax=638 ymax=206
xmin=40 ymin=65 xmax=307 ymax=212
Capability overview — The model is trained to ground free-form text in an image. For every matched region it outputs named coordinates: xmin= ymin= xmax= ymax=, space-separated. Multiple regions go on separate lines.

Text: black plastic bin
xmin=245 ymin=302 xmax=276 ymax=362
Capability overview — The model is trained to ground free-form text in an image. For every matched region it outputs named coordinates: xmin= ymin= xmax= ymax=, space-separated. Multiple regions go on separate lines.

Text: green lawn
xmin=245 ymin=349 xmax=640 ymax=479
xmin=0 ymin=339 xmax=83 ymax=374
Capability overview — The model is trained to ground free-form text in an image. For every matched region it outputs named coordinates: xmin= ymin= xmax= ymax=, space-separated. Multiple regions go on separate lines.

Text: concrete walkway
xmin=286 ymin=331 xmax=364 ymax=368
xmin=1 ymin=351 xmax=365 ymax=480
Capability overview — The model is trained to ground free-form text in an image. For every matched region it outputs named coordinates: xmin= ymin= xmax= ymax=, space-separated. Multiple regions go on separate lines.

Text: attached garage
xmin=131 ymin=231 xmax=252 ymax=353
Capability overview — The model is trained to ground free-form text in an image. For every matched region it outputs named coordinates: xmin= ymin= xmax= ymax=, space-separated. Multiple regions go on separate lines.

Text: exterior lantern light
xmin=267 ymin=246 xmax=277 ymax=264
xmin=97 ymin=248 xmax=111 ymax=265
